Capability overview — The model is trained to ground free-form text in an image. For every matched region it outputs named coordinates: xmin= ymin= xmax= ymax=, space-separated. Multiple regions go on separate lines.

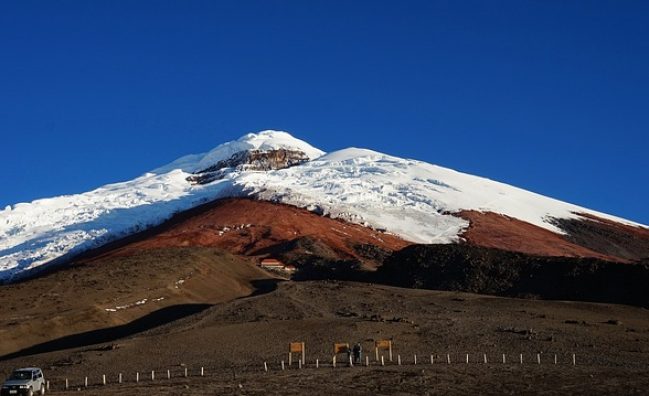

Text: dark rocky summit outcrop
xmin=187 ymin=149 xmax=310 ymax=184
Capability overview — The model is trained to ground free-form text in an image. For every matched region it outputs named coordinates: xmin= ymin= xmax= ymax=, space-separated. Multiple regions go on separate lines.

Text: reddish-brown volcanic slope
xmin=95 ymin=198 xmax=410 ymax=266
xmin=89 ymin=199 xmax=646 ymax=265
xmin=456 ymin=211 xmax=625 ymax=261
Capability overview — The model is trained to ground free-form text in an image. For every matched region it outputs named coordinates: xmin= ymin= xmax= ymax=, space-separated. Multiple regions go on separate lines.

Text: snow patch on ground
xmin=104 ymin=297 xmax=163 ymax=313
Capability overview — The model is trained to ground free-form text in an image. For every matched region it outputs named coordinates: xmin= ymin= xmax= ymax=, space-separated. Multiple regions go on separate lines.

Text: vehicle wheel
xmin=40 ymin=383 xmax=46 ymax=395
xmin=26 ymin=387 xmax=33 ymax=396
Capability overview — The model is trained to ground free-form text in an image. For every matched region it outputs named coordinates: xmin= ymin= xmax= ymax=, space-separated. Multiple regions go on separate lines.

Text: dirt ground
xmin=2 ymin=281 xmax=649 ymax=395
xmin=37 ymin=364 xmax=649 ymax=396
xmin=0 ymin=247 xmax=273 ymax=356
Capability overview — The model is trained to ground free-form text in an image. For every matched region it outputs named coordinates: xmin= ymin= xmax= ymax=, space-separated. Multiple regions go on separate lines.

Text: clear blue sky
xmin=1 ymin=1 xmax=648 ymax=224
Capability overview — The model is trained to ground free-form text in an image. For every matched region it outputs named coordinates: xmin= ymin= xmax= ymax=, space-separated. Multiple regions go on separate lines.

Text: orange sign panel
xmin=334 ymin=343 xmax=350 ymax=354
xmin=375 ymin=340 xmax=392 ymax=349
xmin=290 ymin=342 xmax=304 ymax=353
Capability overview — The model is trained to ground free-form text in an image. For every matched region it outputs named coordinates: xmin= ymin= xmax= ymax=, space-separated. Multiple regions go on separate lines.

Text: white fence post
xmin=572 ymin=354 xmax=576 ymax=366
xmin=136 ymin=372 xmax=139 ymax=383
xmin=282 ymin=360 xmax=285 ymax=370
xmin=447 ymin=354 xmax=451 ymax=364
xmin=414 ymin=354 xmax=417 ymax=365
xmin=263 ymin=362 xmax=268 ymax=372
xmin=102 ymin=374 xmax=106 ymax=385
xmin=84 ymin=377 xmax=88 ymax=387
xmin=167 ymin=369 xmax=170 ymax=380
xmin=118 ymin=373 xmax=122 ymax=384
xmin=381 ymin=356 xmax=385 ymax=366
xmin=397 ymin=355 xmax=401 ymax=365
xmin=151 ymin=370 xmax=155 ymax=381
xmin=502 ymin=354 xmax=506 ymax=364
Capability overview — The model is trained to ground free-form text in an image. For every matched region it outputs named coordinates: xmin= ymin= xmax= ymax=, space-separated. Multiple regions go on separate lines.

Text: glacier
xmin=0 ymin=130 xmax=645 ymax=282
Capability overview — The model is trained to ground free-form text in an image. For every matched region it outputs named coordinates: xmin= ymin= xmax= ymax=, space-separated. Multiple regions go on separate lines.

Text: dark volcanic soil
xmin=551 ymin=213 xmax=649 ymax=262
xmin=2 ymin=281 xmax=649 ymax=395
xmin=378 ymin=244 xmax=649 ymax=307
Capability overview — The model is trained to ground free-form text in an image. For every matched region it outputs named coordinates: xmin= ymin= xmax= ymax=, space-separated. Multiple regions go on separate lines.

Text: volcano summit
xmin=1 ymin=130 xmax=648 ymax=283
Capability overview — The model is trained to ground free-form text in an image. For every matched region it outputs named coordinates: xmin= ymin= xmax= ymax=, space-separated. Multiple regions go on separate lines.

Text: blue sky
xmin=1 ymin=1 xmax=648 ymax=224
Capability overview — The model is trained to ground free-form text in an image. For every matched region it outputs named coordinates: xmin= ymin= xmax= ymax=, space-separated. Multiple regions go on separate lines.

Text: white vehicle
xmin=1 ymin=368 xmax=45 ymax=396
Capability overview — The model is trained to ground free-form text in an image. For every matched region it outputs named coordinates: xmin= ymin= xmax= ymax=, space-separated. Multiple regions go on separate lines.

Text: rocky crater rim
xmin=152 ymin=130 xmax=325 ymax=174
xmin=187 ymin=148 xmax=313 ymax=185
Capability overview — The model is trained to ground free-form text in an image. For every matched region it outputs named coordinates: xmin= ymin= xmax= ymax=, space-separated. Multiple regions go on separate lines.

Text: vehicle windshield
xmin=8 ymin=371 xmax=32 ymax=380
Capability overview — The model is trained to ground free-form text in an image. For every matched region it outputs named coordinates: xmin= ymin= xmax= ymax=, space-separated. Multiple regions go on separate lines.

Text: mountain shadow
xmin=375 ymin=244 xmax=649 ymax=307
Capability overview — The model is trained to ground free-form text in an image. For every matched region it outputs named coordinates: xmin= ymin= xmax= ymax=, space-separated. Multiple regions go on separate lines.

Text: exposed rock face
xmin=187 ymin=149 xmax=311 ymax=184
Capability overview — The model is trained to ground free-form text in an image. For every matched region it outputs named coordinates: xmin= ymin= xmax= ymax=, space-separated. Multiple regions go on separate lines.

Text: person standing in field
xmin=352 ymin=342 xmax=362 ymax=364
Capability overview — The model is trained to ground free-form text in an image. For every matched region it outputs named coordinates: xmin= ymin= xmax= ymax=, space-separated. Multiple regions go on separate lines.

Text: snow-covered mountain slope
xmin=0 ymin=130 xmax=646 ymax=282
xmin=237 ymin=147 xmax=645 ymax=242
xmin=0 ymin=131 xmax=320 ymax=281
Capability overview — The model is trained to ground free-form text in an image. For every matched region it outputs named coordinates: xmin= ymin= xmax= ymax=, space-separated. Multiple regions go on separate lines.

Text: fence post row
xmin=50 ymin=351 xmax=582 ymax=389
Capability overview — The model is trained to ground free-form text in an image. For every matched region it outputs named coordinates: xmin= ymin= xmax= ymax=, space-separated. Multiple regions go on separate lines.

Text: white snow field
xmin=0 ymin=130 xmax=644 ymax=282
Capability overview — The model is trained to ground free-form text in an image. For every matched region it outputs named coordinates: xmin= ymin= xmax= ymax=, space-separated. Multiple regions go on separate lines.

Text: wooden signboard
xmin=334 ymin=343 xmax=350 ymax=355
xmin=288 ymin=342 xmax=305 ymax=365
xmin=290 ymin=342 xmax=304 ymax=353
xmin=374 ymin=339 xmax=393 ymax=361
xmin=375 ymin=340 xmax=391 ymax=349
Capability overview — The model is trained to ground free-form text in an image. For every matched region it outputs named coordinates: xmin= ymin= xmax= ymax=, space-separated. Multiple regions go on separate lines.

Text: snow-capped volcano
xmin=0 ymin=130 xmax=647 ymax=282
